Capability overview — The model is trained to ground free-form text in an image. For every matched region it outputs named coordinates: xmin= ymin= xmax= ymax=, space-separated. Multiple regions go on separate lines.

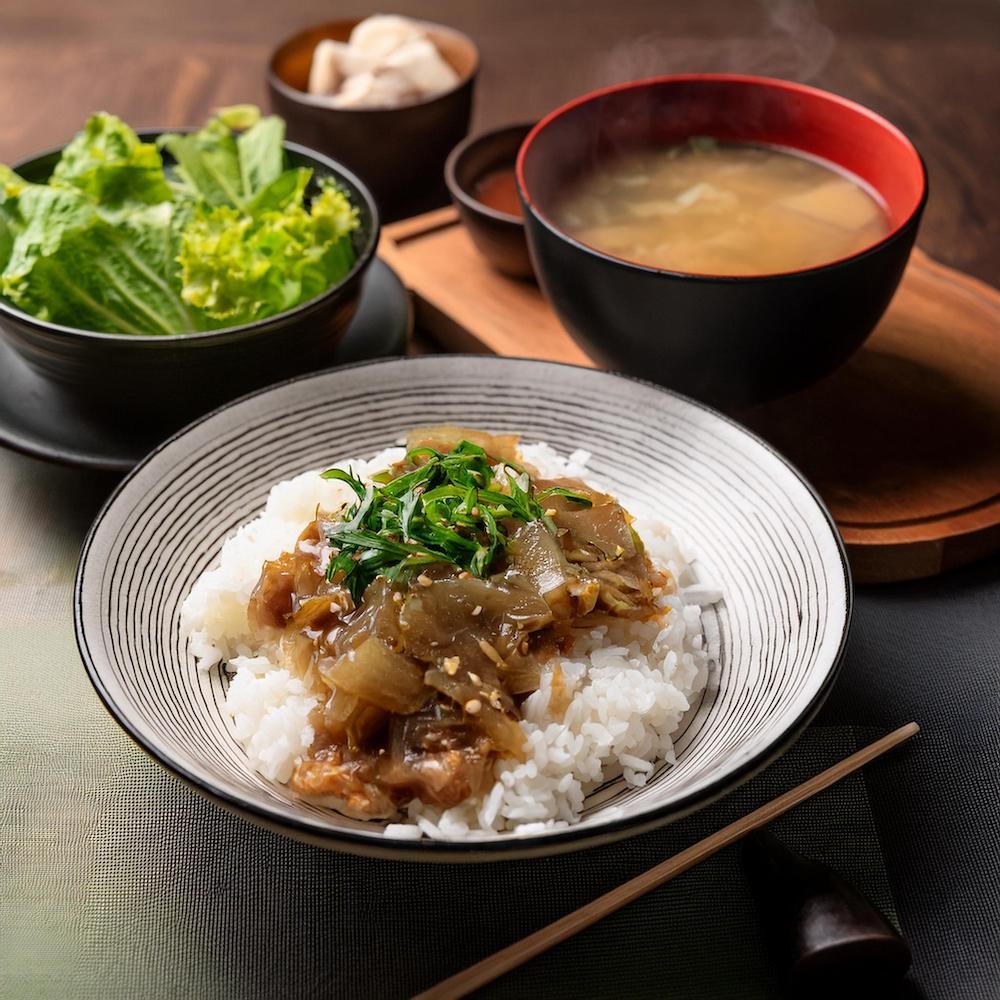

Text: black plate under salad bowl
xmin=0 ymin=257 xmax=411 ymax=472
xmin=0 ymin=129 xmax=380 ymax=435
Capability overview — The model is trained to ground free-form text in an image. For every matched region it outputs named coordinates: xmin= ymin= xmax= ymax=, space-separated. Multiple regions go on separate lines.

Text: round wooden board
xmin=739 ymin=248 xmax=1000 ymax=583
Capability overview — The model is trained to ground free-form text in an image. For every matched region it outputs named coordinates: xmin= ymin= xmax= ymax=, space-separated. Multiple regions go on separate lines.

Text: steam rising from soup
xmin=553 ymin=139 xmax=890 ymax=276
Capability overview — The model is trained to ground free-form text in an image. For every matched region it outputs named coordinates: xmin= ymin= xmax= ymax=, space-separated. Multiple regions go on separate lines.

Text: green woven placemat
xmin=0 ymin=450 xmax=899 ymax=1000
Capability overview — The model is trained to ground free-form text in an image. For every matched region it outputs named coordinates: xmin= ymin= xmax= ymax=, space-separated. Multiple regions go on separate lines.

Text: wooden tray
xmin=380 ymin=207 xmax=1000 ymax=584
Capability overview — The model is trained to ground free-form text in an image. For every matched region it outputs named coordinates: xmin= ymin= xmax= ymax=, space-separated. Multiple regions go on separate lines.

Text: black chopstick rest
xmin=743 ymin=831 xmax=912 ymax=997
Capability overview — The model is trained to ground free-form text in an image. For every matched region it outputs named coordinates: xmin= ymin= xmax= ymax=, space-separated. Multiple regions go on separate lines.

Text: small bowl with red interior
xmin=516 ymin=74 xmax=927 ymax=408
xmin=445 ymin=123 xmax=535 ymax=280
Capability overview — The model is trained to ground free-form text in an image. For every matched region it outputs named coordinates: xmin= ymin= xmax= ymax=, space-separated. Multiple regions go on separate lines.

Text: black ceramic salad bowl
xmin=0 ymin=128 xmax=379 ymax=434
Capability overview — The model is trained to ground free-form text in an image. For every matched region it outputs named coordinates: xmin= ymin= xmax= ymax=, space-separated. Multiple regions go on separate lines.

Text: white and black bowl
xmin=74 ymin=356 xmax=851 ymax=861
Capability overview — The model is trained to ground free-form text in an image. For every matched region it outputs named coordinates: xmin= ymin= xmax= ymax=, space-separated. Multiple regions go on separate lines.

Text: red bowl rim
xmin=515 ymin=73 xmax=928 ymax=282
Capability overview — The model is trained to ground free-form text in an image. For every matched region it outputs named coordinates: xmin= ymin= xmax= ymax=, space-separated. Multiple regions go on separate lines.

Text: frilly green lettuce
xmin=179 ymin=180 xmax=358 ymax=325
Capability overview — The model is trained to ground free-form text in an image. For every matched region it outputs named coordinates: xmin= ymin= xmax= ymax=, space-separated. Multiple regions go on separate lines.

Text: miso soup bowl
xmin=517 ymin=74 xmax=927 ymax=408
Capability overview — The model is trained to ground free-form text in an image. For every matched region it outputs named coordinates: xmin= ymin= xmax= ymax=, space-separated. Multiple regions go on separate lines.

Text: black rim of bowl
xmin=74 ymin=354 xmax=853 ymax=860
xmin=445 ymin=122 xmax=534 ymax=225
xmin=267 ymin=18 xmax=480 ymax=114
xmin=0 ymin=130 xmax=381 ymax=342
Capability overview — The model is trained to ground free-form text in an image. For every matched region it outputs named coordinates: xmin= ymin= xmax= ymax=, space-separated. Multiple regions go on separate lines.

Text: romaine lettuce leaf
xmin=237 ymin=115 xmax=286 ymax=197
xmin=159 ymin=106 xmax=287 ymax=209
xmin=50 ymin=112 xmax=172 ymax=209
xmin=245 ymin=167 xmax=311 ymax=215
xmin=0 ymin=178 xmax=194 ymax=334
xmin=158 ymin=117 xmax=246 ymax=209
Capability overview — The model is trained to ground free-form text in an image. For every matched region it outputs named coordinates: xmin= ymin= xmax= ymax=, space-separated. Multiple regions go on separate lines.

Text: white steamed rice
xmin=181 ymin=442 xmax=720 ymax=840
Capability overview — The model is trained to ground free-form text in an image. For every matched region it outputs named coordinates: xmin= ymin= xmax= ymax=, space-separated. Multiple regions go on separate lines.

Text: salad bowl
xmin=0 ymin=129 xmax=379 ymax=436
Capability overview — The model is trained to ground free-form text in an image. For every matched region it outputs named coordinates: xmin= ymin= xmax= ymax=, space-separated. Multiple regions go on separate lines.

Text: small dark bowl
xmin=0 ymin=130 xmax=379 ymax=434
xmin=517 ymin=74 xmax=928 ymax=408
xmin=269 ymin=19 xmax=478 ymax=222
xmin=445 ymin=123 xmax=534 ymax=279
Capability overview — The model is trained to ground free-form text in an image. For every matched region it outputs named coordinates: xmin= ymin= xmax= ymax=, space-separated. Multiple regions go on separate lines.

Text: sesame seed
xmin=443 ymin=656 xmax=461 ymax=676
xmin=488 ymin=690 xmax=503 ymax=709
xmin=477 ymin=638 xmax=504 ymax=665
xmin=417 ymin=573 xmax=433 ymax=587
xmin=614 ymin=544 xmax=624 ymax=556
xmin=467 ymin=672 xmax=481 ymax=685
xmin=392 ymin=591 xmax=403 ymax=604
xmin=544 ymin=508 xmax=557 ymax=518
xmin=464 ymin=698 xmax=482 ymax=715
xmin=458 ymin=571 xmax=472 ymax=580
xmin=472 ymin=605 xmax=482 ymax=616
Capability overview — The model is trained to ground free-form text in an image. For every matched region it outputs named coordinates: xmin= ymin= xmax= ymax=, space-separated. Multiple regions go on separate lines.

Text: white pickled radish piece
xmin=308 ymin=40 xmax=382 ymax=96
xmin=348 ymin=14 xmax=425 ymax=60
xmin=307 ymin=39 xmax=343 ymax=96
xmin=385 ymin=38 xmax=459 ymax=95
xmin=329 ymin=69 xmax=419 ymax=109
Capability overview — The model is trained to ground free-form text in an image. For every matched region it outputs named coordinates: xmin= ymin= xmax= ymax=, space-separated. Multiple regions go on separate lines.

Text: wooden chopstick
xmin=413 ymin=721 xmax=919 ymax=1000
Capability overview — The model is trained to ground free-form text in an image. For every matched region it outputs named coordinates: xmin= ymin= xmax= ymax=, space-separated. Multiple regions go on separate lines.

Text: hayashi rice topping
xmin=246 ymin=426 xmax=665 ymax=817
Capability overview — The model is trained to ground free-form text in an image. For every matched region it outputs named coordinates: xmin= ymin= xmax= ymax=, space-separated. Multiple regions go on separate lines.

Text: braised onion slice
xmin=538 ymin=479 xmax=637 ymax=562
xmin=424 ymin=667 xmax=526 ymax=760
xmin=405 ymin=425 xmax=521 ymax=464
xmin=507 ymin=520 xmax=599 ymax=619
xmin=320 ymin=689 xmax=387 ymax=749
xmin=319 ymin=638 xmax=431 ymax=715
xmin=399 ymin=576 xmax=552 ymax=662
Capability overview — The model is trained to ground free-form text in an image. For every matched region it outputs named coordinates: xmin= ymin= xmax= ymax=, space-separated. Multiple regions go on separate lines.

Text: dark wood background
xmin=2 ymin=0 xmax=997 ymax=285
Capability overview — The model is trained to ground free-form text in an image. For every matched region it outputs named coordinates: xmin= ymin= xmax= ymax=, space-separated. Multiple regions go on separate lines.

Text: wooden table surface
xmin=2 ymin=0 xmax=998 ymax=286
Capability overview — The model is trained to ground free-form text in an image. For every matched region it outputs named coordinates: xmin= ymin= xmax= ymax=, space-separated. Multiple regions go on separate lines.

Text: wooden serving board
xmin=379 ymin=207 xmax=1000 ymax=584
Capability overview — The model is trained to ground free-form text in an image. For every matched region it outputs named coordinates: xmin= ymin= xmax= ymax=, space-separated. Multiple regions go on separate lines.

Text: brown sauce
xmin=472 ymin=166 xmax=522 ymax=217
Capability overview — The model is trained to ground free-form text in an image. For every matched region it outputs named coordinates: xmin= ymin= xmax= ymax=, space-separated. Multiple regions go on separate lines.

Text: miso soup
xmin=553 ymin=139 xmax=890 ymax=276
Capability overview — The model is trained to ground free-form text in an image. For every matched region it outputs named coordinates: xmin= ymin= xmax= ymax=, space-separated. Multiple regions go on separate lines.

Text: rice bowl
xmin=74 ymin=356 xmax=850 ymax=861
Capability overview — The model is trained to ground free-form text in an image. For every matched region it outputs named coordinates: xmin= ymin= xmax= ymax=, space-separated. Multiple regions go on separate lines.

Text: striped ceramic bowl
xmin=74 ymin=356 xmax=850 ymax=861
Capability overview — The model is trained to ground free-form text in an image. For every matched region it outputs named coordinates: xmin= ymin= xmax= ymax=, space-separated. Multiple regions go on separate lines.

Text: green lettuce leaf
xmin=238 ymin=115 xmax=286 ymax=197
xmin=245 ymin=166 xmax=311 ymax=215
xmin=158 ymin=117 xmax=245 ymax=209
xmin=159 ymin=106 xmax=287 ymax=209
xmin=178 ymin=180 xmax=358 ymax=326
xmin=216 ymin=105 xmax=262 ymax=131
xmin=50 ymin=112 xmax=172 ymax=210
xmin=0 ymin=177 xmax=194 ymax=334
